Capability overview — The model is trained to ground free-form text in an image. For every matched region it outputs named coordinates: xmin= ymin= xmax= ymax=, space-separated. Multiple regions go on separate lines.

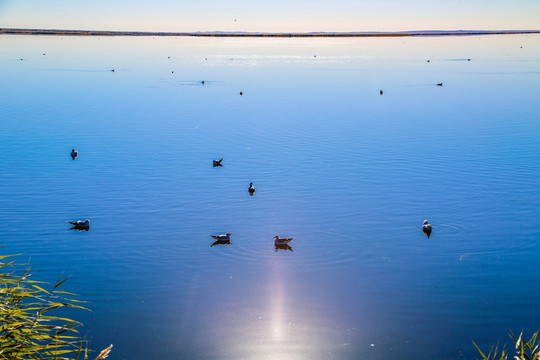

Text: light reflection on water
xmin=0 ymin=34 xmax=539 ymax=359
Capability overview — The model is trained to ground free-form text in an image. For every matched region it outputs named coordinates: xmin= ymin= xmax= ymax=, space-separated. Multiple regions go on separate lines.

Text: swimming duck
xmin=69 ymin=219 xmax=90 ymax=231
xmin=274 ymin=235 xmax=293 ymax=246
xmin=211 ymin=232 xmax=231 ymax=241
xmin=239 ymin=91 xmax=243 ymax=96
xmin=71 ymin=148 xmax=78 ymax=160
xmin=213 ymin=158 xmax=223 ymax=167
xmin=380 ymin=90 xmax=383 ymax=95
xmin=422 ymin=220 xmax=432 ymax=238
xmin=437 ymin=83 xmax=443 ymax=86
xmin=248 ymin=182 xmax=255 ymax=195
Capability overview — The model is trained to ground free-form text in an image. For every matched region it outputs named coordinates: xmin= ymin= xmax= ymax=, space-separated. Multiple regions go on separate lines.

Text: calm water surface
xmin=1 ymin=34 xmax=539 ymax=359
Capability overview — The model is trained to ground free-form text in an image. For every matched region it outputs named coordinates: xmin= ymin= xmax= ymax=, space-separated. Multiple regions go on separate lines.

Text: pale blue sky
xmin=0 ymin=0 xmax=538 ymax=32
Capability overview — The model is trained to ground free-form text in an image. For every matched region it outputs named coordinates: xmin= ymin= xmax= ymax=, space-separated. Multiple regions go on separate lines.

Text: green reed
xmin=474 ymin=331 xmax=540 ymax=360
xmin=0 ymin=253 xmax=112 ymax=360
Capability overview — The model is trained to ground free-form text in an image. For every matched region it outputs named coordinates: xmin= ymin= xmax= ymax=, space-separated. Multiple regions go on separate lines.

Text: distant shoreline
xmin=1 ymin=28 xmax=539 ymax=37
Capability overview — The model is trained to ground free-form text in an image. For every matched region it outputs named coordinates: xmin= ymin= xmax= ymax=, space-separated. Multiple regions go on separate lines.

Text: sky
xmin=0 ymin=0 xmax=539 ymax=32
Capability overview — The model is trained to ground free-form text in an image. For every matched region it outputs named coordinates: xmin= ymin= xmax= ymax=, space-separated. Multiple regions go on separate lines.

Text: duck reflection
xmin=274 ymin=243 xmax=293 ymax=252
xmin=69 ymin=219 xmax=90 ymax=231
xmin=211 ymin=239 xmax=231 ymax=247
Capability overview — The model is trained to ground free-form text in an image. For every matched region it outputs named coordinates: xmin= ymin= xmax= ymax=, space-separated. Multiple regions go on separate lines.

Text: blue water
xmin=1 ymin=34 xmax=539 ymax=359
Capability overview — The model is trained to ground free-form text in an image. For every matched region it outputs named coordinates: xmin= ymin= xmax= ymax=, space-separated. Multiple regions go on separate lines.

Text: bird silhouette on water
xmin=213 ymin=158 xmax=223 ymax=167
xmin=210 ymin=233 xmax=231 ymax=247
xmin=248 ymin=182 xmax=255 ymax=196
xmin=69 ymin=219 xmax=90 ymax=231
xmin=422 ymin=220 xmax=432 ymax=238
xmin=274 ymin=235 xmax=293 ymax=245
xmin=71 ymin=149 xmax=78 ymax=160
xmin=211 ymin=232 xmax=231 ymax=241
xmin=274 ymin=235 xmax=293 ymax=251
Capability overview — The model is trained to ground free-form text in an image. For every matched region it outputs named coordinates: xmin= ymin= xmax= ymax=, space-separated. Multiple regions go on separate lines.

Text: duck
xmin=274 ymin=235 xmax=293 ymax=246
xmin=211 ymin=232 xmax=231 ymax=241
xmin=380 ymin=90 xmax=383 ymax=95
xmin=437 ymin=82 xmax=443 ymax=86
xmin=213 ymin=158 xmax=223 ymax=167
xmin=248 ymin=182 xmax=255 ymax=195
xmin=69 ymin=219 xmax=90 ymax=230
xmin=70 ymin=148 xmax=78 ymax=160
xmin=239 ymin=91 xmax=243 ymax=96
xmin=422 ymin=220 xmax=432 ymax=238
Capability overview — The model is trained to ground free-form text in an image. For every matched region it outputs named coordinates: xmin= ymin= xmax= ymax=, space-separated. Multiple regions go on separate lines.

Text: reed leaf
xmin=94 ymin=344 xmax=113 ymax=360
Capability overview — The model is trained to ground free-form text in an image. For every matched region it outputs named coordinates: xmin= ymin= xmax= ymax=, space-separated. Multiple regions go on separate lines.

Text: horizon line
xmin=1 ymin=28 xmax=540 ymax=37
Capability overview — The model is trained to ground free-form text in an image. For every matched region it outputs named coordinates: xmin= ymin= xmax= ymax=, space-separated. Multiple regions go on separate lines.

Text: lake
xmin=1 ymin=33 xmax=539 ymax=359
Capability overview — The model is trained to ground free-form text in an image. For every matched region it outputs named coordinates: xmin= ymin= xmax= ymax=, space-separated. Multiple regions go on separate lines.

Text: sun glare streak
xmin=270 ymin=267 xmax=286 ymax=343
